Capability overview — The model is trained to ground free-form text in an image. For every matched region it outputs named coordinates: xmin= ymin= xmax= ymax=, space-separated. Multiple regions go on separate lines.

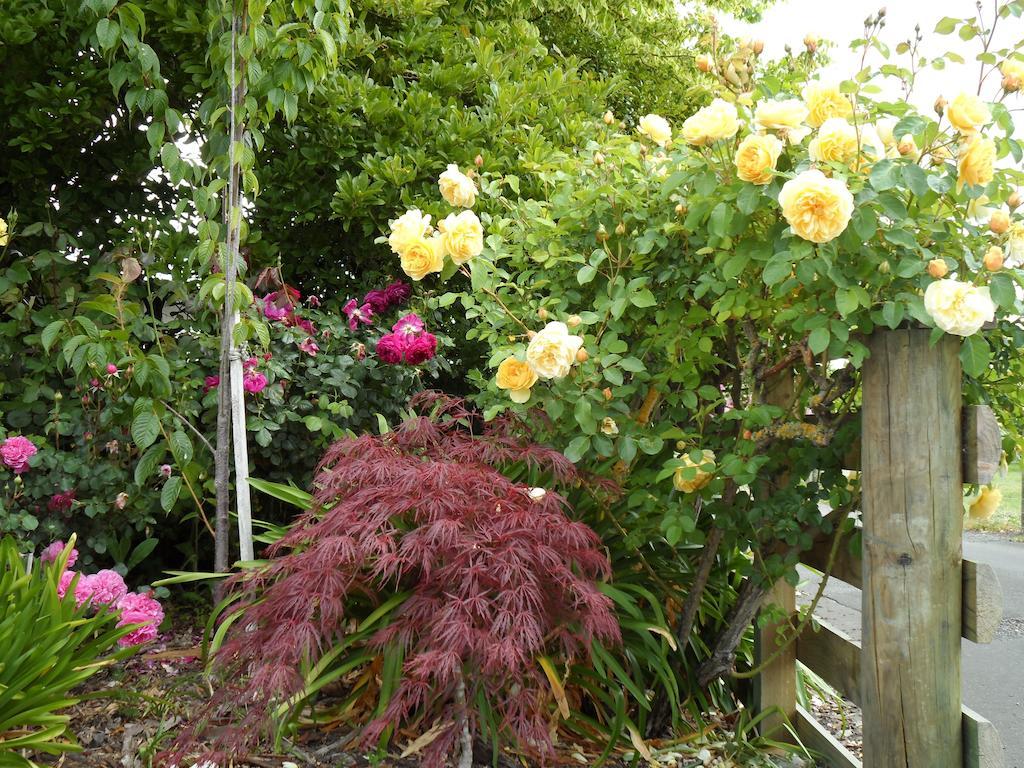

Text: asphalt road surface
xmin=798 ymin=532 xmax=1024 ymax=767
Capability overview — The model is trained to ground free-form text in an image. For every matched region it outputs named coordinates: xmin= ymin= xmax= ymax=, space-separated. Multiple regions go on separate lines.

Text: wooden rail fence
xmin=755 ymin=329 xmax=1006 ymax=768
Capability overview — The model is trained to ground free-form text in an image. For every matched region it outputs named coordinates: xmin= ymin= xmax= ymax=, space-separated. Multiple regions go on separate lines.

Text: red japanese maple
xmin=173 ymin=393 xmax=619 ymax=765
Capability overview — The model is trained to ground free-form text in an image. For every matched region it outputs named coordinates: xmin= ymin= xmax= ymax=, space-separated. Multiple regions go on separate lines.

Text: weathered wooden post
xmin=861 ymin=329 xmax=962 ymax=767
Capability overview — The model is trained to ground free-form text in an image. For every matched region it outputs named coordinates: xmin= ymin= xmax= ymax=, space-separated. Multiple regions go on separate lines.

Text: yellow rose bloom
xmin=1002 ymin=59 xmax=1024 ymax=90
xmin=808 ymin=118 xmax=859 ymax=165
xmin=969 ymin=486 xmax=1002 ymax=520
xmin=802 ymin=83 xmax=853 ymax=128
xmin=438 ymin=164 xmax=478 ymax=208
xmin=496 ymin=357 xmax=538 ymax=403
xmin=638 ymin=113 xmax=672 ymax=146
xmin=399 ymin=234 xmax=445 ymax=281
xmin=778 ymin=169 xmax=855 ymax=243
xmin=924 ymin=279 xmax=995 ymax=337
xmin=734 ymin=133 xmax=783 ymax=185
xmin=957 ymin=134 xmax=995 ymax=191
xmin=0 ymin=218 xmax=8 ymax=247
xmin=388 ymin=209 xmax=432 ymax=256
xmin=1007 ymin=221 xmax=1024 ymax=265
xmin=526 ymin=321 xmax=584 ymax=380
xmin=673 ymin=449 xmax=716 ymax=494
xmin=754 ymin=99 xmax=810 ymax=144
xmin=681 ymin=99 xmax=740 ymax=146
xmin=947 ymin=92 xmax=991 ymax=134
xmin=438 ymin=210 xmax=484 ymax=265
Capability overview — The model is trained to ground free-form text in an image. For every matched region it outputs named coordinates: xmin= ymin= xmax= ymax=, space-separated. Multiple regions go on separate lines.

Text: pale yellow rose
xmin=754 ymin=99 xmax=810 ymax=143
xmin=438 ymin=210 xmax=483 ymax=265
xmin=673 ymin=449 xmax=716 ymax=493
xmin=438 ymin=164 xmax=477 ymax=208
xmin=808 ymin=118 xmax=859 ymax=165
xmin=681 ymin=99 xmax=740 ymax=146
xmin=638 ymin=113 xmax=672 ymax=146
xmin=1007 ymin=221 xmax=1024 ymax=266
xmin=1002 ymin=59 xmax=1024 ymax=90
xmin=525 ymin=321 xmax=584 ymax=380
xmin=969 ymin=486 xmax=1002 ymax=520
xmin=734 ymin=133 xmax=783 ymax=185
xmin=924 ymin=279 xmax=995 ymax=337
xmin=875 ymin=116 xmax=897 ymax=148
xmin=496 ymin=357 xmax=538 ymax=403
xmin=957 ymin=134 xmax=995 ymax=191
xmin=778 ymin=169 xmax=854 ymax=243
xmin=802 ymin=83 xmax=853 ymax=128
xmin=388 ymin=209 xmax=432 ymax=256
xmin=947 ymin=93 xmax=991 ymax=134
xmin=399 ymin=234 xmax=445 ymax=281
xmin=0 ymin=218 xmax=8 ymax=247
xmin=601 ymin=417 xmax=619 ymax=436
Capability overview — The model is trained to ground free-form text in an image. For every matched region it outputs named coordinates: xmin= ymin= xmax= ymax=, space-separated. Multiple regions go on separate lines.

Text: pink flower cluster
xmin=242 ymin=357 xmax=268 ymax=394
xmin=376 ymin=313 xmax=438 ymax=365
xmin=2 ymin=435 xmax=37 ymax=474
xmin=343 ymin=282 xmax=412 ymax=333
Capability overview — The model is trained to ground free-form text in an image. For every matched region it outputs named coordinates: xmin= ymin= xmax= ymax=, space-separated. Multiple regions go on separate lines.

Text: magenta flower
xmin=57 ymin=570 xmax=78 ymax=601
xmin=392 ymin=312 xmax=425 ymax=337
xmin=115 ymin=591 xmax=164 ymax=647
xmin=203 ymin=375 xmax=220 ymax=393
xmin=297 ymin=318 xmax=316 ymax=335
xmin=375 ymin=333 xmax=406 ymax=364
xmin=362 ymin=289 xmax=390 ymax=315
xmin=47 ymin=490 xmax=77 ymax=513
xmin=243 ymin=371 xmax=268 ymax=394
xmin=405 ymin=332 xmax=438 ymax=365
xmin=262 ymin=292 xmax=292 ymax=321
xmin=383 ymin=281 xmax=412 ymax=307
xmin=343 ymin=299 xmax=374 ymax=331
xmin=243 ymin=357 xmax=259 ymax=371
xmin=40 ymin=540 xmax=78 ymax=569
xmin=106 ymin=363 xmax=118 ymax=375
xmin=1 ymin=436 xmax=37 ymax=474
xmin=298 ymin=337 xmax=319 ymax=357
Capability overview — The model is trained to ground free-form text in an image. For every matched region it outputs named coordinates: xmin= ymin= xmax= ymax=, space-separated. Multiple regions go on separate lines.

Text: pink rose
xmin=116 ymin=592 xmax=165 ymax=647
xmin=47 ymin=490 xmax=76 ymax=513
xmin=375 ymin=333 xmax=406 ymax=364
xmin=243 ymin=371 xmax=268 ymax=394
xmin=262 ymin=292 xmax=292 ymax=321
xmin=1 ymin=436 xmax=37 ymax=474
xmin=57 ymin=570 xmax=78 ymax=601
xmin=41 ymin=540 xmax=78 ymax=569
xmin=405 ymin=332 xmax=438 ymax=365
xmin=203 ymin=375 xmax=220 ymax=393
xmin=383 ymin=281 xmax=412 ymax=307
xmin=392 ymin=313 xmax=425 ymax=337
xmin=362 ymin=289 xmax=390 ymax=315
xmin=298 ymin=337 xmax=319 ymax=357
xmin=83 ymin=569 xmax=128 ymax=606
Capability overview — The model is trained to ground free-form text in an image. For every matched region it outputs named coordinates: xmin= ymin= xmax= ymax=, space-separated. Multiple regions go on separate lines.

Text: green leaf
xmin=96 ymin=18 xmax=120 ymax=51
xmin=630 ymin=289 xmax=657 ymax=308
xmin=835 ymin=288 xmax=859 ymax=317
xmin=808 ymin=327 xmax=830 ymax=355
xmin=881 ymin=301 xmax=904 ymax=330
xmin=959 ymin=334 xmax=990 ymax=377
xmin=564 ymin=436 xmax=591 ymax=463
xmin=160 ymin=476 xmax=182 ymax=513
xmin=869 ymin=160 xmax=900 ymax=191
xmin=126 ymin=538 xmax=159 ymax=570
xmin=130 ymin=409 xmax=160 ymax=450
xmin=303 ymin=415 xmax=323 ymax=432
xmin=40 ymin=321 xmax=64 ymax=353
xmin=762 ymin=256 xmax=792 ymax=286
xmin=577 ymin=265 xmax=597 ymax=285
xmin=989 ymin=273 xmax=1016 ymax=309
xmin=169 ymin=430 xmax=193 ymax=464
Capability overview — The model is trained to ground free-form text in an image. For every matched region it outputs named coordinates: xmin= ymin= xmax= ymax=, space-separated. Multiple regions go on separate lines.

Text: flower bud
xmin=593 ymin=151 xmax=605 ymax=166
xmin=878 ymin=259 xmax=891 ymax=274
xmin=696 ymin=54 xmax=712 ymax=72
xmin=106 ymin=363 xmax=118 ymax=374
xmin=54 ymin=391 xmax=63 ymax=401
xmin=602 ymin=387 xmax=613 ymax=401
xmin=567 ymin=314 xmax=582 ymax=328
xmin=615 ymin=222 xmax=627 ymax=236
xmin=752 ymin=39 xmax=765 ymax=55
xmin=934 ymin=95 xmax=947 ymax=116
xmin=474 ymin=153 xmax=484 ymax=167
xmin=576 ymin=347 xmax=589 ymax=363
xmin=675 ymin=202 xmax=687 ymax=216
xmin=527 ymin=330 xmax=536 ymax=340
xmin=596 ymin=224 xmax=609 ymax=243
xmin=603 ymin=110 xmax=614 ymax=125
xmin=538 ymin=307 xmax=548 ymax=320
xmin=984 ymin=246 xmax=1005 ymax=271
xmin=897 ymin=135 xmax=917 ymax=156
xmin=927 ymin=258 xmax=949 ymax=278
xmin=803 ymin=34 xmax=818 ymax=54
xmin=1003 ymin=75 xmax=1021 ymax=94
xmin=989 ymin=210 xmax=1010 ymax=234
xmin=1009 ymin=191 xmax=1022 ymax=210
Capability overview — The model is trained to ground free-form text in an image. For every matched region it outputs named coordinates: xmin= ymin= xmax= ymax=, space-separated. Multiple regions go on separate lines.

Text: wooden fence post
xmin=861 ymin=329 xmax=963 ymax=768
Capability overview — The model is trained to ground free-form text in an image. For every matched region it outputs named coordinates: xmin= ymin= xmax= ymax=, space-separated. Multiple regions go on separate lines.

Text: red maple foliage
xmin=171 ymin=393 xmax=619 ymax=765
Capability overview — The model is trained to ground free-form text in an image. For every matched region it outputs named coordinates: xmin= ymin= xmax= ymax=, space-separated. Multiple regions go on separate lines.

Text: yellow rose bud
xmin=778 ymin=169 xmax=854 ymax=243
xmin=989 ymin=210 xmax=1010 ymax=234
xmin=734 ymin=133 xmax=783 ymax=185
xmin=675 ymin=202 xmax=687 ymax=215
xmin=696 ymin=54 xmax=712 ymax=72
xmin=603 ymin=110 xmax=615 ymax=125
xmin=957 ymin=134 xmax=995 ymax=192
xmin=1000 ymin=59 xmax=1024 ymax=92
xmin=596 ymin=224 xmax=609 ymax=243
xmin=802 ymin=82 xmax=852 ymax=128
xmin=575 ymin=347 xmax=589 ymax=363
xmin=594 ymin=151 xmax=605 ymax=165
xmin=601 ymin=417 xmax=618 ymax=436
xmin=934 ymin=95 xmax=947 ymax=116
xmin=437 ymin=210 xmax=484 ymax=265
xmin=399 ymin=234 xmax=445 ymax=281
xmin=927 ymin=259 xmax=949 ymax=279
xmin=897 ymin=135 xmax=917 ymax=156
xmin=567 ymin=314 xmax=582 ymax=328
xmin=615 ymin=222 xmax=627 ymax=236
xmin=983 ymin=246 xmax=1005 ymax=271
xmin=474 ymin=153 xmax=484 ymax=167
xmin=538 ymin=308 xmax=548 ymax=320
xmin=602 ymin=387 xmax=613 ymax=401
xmin=803 ymin=34 xmax=818 ymax=53
xmin=947 ymin=93 xmax=991 ymax=134
xmin=496 ymin=357 xmax=539 ymax=404
xmin=752 ymin=39 xmax=765 ymax=55
xmin=1009 ymin=191 xmax=1022 ymax=210
xmin=878 ymin=259 xmax=891 ymax=274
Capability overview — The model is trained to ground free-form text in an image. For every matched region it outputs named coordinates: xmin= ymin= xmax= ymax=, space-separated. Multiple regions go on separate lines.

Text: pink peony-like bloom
xmin=41 ymin=540 xmax=79 ymax=569
xmin=1 ymin=436 xmax=37 ymax=474
xmin=115 ymin=591 xmax=164 ymax=647
xmin=57 ymin=570 xmax=78 ymax=601
xmin=405 ymin=332 xmax=438 ymax=365
xmin=83 ymin=569 xmax=129 ymax=606
xmin=362 ymin=289 xmax=390 ymax=315
xmin=383 ymin=281 xmax=412 ymax=307
xmin=243 ymin=371 xmax=268 ymax=394
xmin=375 ymin=333 xmax=407 ymax=364
xmin=392 ymin=313 xmax=425 ymax=337
xmin=298 ymin=337 xmax=319 ymax=357
xmin=47 ymin=489 xmax=77 ymax=513
xmin=203 ymin=375 xmax=220 ymax=393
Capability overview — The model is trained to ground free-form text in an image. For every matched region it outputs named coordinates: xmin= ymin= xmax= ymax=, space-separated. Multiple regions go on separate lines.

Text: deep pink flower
xmin=84 ymin=569 xmax=129 ymax=606
xmin=47 ymin=490 xmax=77 ymax=513
xmin=362 ymin=289 xmax=390 ymax=315
xmin=262 ymin=292 xmax=293 ymax=321
xmin=383 ymin=281 xmax=412 ymax=307
xmin=243 ymin=372 xmax=268 ymax=394
xmin=298 ymin=337 xmax=319 ymax=357
xmin=298 ymin=318 xmax=316 ymax=335
xmin=106 ymin=363 xmax=118 ymax=375
xmin=376 ymin=333 xmax=407 ymax=364
xmin=90 ymin=378 xmax=100 ymax=388
xmin=243 ymin=357 xmax=259 ymax=371
xmin=57 ymin=570 xmax=78 ymax=601
xmin=41 ymin=540 xmax=78 ymax=568
xmin=204 ymin=376 xmax=220 ymax=393
xmin=343 ymin=299 xmax=374 ymax=331
xmin=1 ymin=436 xmax=37 ymax=474
xmin=116 ymin=591 xmax=165 ymax=647
xmin=392 ymin=313 xmax=425 ymax=337
xmin=405 ymin=332 xmax=438 ymax=365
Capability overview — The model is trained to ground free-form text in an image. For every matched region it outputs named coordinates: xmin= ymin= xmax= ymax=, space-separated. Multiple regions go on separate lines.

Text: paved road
xmin=799 ymin=533 xmax=1024 ymax=767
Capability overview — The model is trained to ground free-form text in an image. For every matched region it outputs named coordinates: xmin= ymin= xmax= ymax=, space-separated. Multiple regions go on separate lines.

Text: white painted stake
xmin=228 ymin=314 xmax=254 ymax=562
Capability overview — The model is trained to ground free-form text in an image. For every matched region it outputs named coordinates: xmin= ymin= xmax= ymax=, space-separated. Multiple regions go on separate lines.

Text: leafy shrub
xmin=172 ymin=393 xmax=619 ymax=765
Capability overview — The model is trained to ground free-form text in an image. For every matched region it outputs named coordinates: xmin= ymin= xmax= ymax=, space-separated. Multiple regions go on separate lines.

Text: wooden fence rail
xmin=756 ymin=330 xmax=1006 ymax=768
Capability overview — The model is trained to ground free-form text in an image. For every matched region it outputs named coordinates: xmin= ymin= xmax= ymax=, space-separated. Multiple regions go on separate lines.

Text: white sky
xmin=720 ymin=0 xmax=1024 ymax=131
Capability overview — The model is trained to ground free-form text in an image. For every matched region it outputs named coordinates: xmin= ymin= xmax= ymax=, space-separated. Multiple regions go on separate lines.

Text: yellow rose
xmin=778 ymin=169 xmax=854 ymax=244
xmin=734 ymin=133 xmax=783 ymax=185
xmin=947 ymin=92 xmax=991 ymax=133
xmin=957 ymin=134 xmax=995 ymax=191
xmin=496 ymin=357 xmax=538 ymax=403
xmin=388 ymin=209 xmax=432 ymax=256
xmin=681 ymin=99 xmax=740 ymax=146
xmin=924 ymin=279 xmax=995 ymax=337
xmin=1002 ymin=59 xmax=1024 ymax=90
xmin=525 ymin=321 xmax=584 ymax=380
xmin=802 ymin=83 xmax=852 ymax=128
xmin=601 ymin=417 xmax=619 ymax=435
xmin=673 ymin=449 xmax=716 ymax=493
xmin=0 ymin=218 xmax=8 ymax=247
xmin=638 ymin=113 xmax=672 ymax=146
xmin=438 ymin=210 xmax=484 ymax=265
xmin=438 ymin=164 xmax=477 ymax=208
xmin=808 ymin=117 xmax=859 ymax=165
xmin=399 ymin=234 xmax=445 ymax=281
xmin=969 ymin=486 xmax=1002 ymax=520
xmin=754 ymin=99 xmax=810 ymax=143
xmin=1007 ymin=221 xmax=1024 ymax=265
